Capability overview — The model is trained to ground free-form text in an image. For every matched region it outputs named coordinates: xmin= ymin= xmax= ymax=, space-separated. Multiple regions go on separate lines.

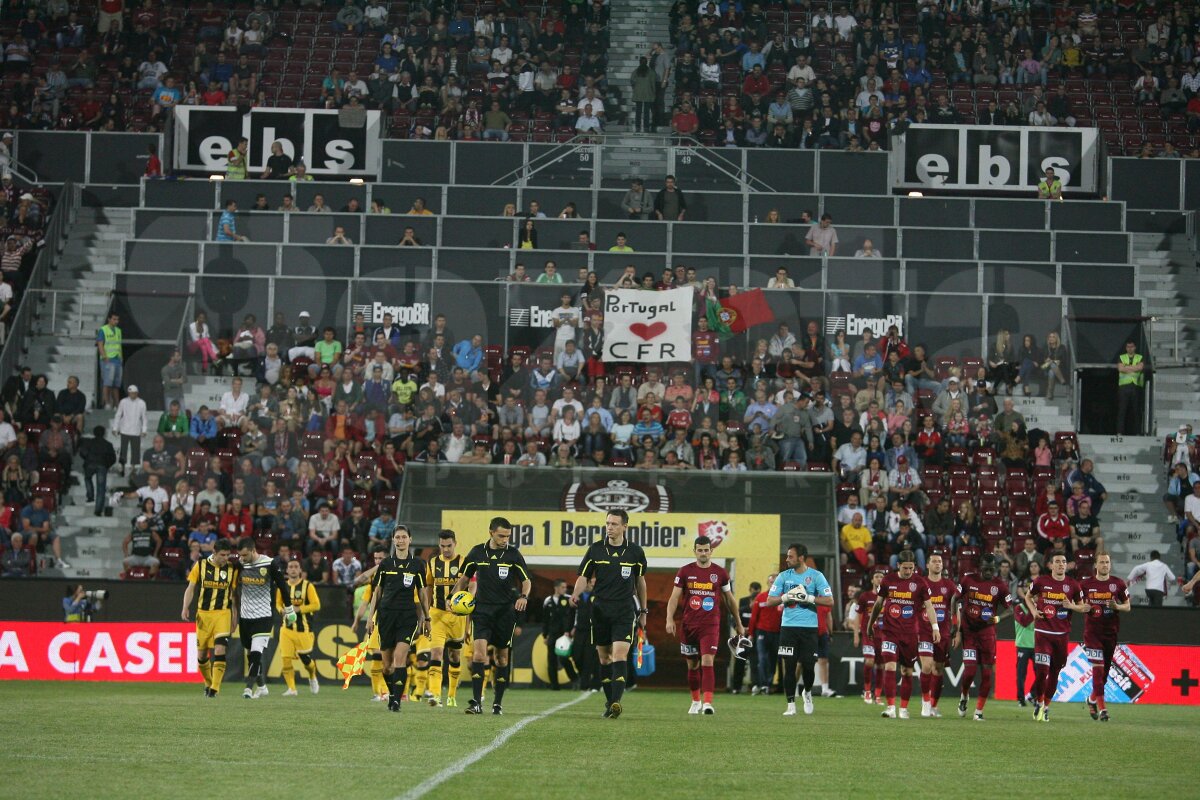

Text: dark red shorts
xmin=961 ymin=626 xmax=997 ymax=665
xmin=878 ymin=634 xmax=917 ymax=666
xmin=1034 ymin=632 xmax=1069 ymax=669
xmin=679 ymin=620 xmax=720 ymax=657
xmin=1083 ymin=627 xmax=1118 ymax=665
xmin=918 ymin=634 xmax=950 ymax=663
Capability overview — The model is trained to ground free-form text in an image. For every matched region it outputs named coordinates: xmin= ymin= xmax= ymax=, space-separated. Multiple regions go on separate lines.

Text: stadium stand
xmin=0 ymin=0 xmax=1196 ymax=612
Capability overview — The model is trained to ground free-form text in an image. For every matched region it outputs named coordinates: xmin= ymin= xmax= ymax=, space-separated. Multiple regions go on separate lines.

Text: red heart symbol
xmin=629 ymin=322 xmax=667 ymax=341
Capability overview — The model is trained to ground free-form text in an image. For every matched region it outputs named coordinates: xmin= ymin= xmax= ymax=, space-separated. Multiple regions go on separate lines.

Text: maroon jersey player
xmin=867 ymin=550 xmax=939 ymax=719
xmin=918 ymin=553 xmax=958 ymax=718
xmin=665 ymin=536 xmax=744 ymax=715
xmin=1079 ymin=553 xmax=1131 ymax=722
xmin=853 ymin=570 xmax=884 ymax=704
xmin=955 ymin=554 xmax=1011 ymax=721
xmin=1025 ymin=552 xmax=1088 ymax=722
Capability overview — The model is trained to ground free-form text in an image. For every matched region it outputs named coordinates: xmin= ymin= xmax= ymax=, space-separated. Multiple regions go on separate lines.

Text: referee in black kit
xmin=571 ymin=509 xmax=648 ymax=719
xmin=454 ymin=516 xmax=532 ymax=716
xmin=366 ymin=526 xmax=429 ymax=713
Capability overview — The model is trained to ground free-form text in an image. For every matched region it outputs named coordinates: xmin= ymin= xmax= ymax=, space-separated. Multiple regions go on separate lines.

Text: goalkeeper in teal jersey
xmin=764 ymin=543 xmax=834 ymax=717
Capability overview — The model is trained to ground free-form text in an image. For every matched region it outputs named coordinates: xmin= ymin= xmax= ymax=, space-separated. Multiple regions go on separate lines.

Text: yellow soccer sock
xmin=428 ymin=662 xmax=443 ymax=698
xmin=198 ymin=660 xmax=212 ymax=689
xmin=404 ymin=666 xmax=416 ymax=697
xmin=369 ymin=660 xmax=388 ymax=696
xmin=415 ymin=666 xmax=429 ymax=697
xmin=305 ymin=660 xmax=318 ymax=680
xmin=447 ymin=663 xmax=462 ymax=698
xmin=211 ymin=656 xmax=226 ymax=693
xmin=282 ymin=658 xmax=297 ymax=691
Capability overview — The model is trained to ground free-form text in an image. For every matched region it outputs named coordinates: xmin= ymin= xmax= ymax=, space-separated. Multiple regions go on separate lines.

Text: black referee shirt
xmin=462 ymin=542 xmax=530 ymax=605
xmin=578 ymin=539 xmax=647 ymax=604
xmin=372 ymin=555 xmax=427 ymax=611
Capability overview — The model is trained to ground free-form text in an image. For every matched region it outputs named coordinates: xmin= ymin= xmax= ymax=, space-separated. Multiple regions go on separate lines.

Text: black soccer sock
xmin=385 ymin=669 xmax=399 ymax=698
xmin=785 ymin=657 xmax=801 ymax=702
xmin=245 ymin=650 xmax=261 ymax=688
xmin=600 ymin=662 xmax=613 ymax=704
xmin=494 ymin=662 xmax=509 ymax=706
xmin=801 ymin=661 xmax=815 ymax=694
xmin=470 ymin=660 xmax=485 ymax=704
xmin=610 ymin=660 xmax=627 ymax=705
xmin=395 ymin=666 xmax=408 ymax=697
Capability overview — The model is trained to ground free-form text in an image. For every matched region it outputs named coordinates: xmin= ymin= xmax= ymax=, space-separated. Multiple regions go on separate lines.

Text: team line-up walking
xmin=181 ymin=511 xmax=1129 ymax=721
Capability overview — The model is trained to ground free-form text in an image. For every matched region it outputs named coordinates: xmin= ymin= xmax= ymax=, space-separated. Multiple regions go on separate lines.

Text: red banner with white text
xmin=0 ymin=623 xmax=198 ymax=682
xmin=992 ymin=640 xmax=1200 ymax=705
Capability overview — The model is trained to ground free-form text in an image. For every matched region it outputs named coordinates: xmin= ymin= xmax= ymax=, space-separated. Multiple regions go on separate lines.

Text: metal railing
xmin=0 ymin=182 xmax=80 ymax=386
xmin=22 ymin=288 xmax=109 ymax=339
xmin=1148 ymin=315 xmax=1200 ymax=366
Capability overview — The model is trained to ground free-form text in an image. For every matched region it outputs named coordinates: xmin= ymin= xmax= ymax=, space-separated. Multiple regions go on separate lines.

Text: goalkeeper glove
xmin=783 ymin=586 xmax=809 ymax=604
xmin=284 ymin=605 xmax=297 ymax=625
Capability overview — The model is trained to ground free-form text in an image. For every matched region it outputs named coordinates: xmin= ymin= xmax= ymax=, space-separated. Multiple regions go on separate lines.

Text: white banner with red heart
xmin=601 ymin=288 xmax=694 ymax=363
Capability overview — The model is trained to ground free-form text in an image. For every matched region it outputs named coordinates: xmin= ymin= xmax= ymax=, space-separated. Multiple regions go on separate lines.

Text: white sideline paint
xmin=394 ymin=692 xmax=591 ymax=800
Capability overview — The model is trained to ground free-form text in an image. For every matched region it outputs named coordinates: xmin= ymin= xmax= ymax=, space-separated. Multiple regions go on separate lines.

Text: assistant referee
xmin=570 ymin=509 xmax=648 ymax=720
xmin=454 ymin=516 xmax=531 ymax=716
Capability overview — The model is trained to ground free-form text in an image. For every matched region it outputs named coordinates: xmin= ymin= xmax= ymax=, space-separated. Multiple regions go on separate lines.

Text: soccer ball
xmin=449 ymin=590 xmax=476 ymax=616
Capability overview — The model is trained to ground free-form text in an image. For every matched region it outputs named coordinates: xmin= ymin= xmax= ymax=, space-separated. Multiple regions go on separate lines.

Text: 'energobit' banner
xmin=440 ymin=510 xmax=781 ymax=592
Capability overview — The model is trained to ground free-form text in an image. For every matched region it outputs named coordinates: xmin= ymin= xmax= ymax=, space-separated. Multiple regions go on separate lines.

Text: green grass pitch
xmin=2 ymin=682 xmax=1192 ymax=799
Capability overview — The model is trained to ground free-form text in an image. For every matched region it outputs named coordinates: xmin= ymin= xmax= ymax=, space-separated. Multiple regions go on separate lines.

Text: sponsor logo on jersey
xmin=962 ymin=648 xmax=977 ymax=661
xmin=701 ymin=597 xmax=715 ymax=612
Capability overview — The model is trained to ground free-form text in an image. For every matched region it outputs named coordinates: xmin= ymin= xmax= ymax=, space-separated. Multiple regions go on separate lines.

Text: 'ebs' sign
xmin=602 ymin=288 xmax=693 ymax=363
xmin=173 ymin=107 xmax=382 ymax=176
xmin=895 ymin=125 xmax=1099 ymax=193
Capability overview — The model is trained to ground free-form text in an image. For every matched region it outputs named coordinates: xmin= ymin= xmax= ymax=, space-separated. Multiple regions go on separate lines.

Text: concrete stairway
xmin=24 ymin=206 xmax=128 ymax=406
xmin=1079 ymin=434 xmax=1185 ymax=606
xmin=598 ymin=135 xmax=670 ymax=184
xmin=23 ymin=207 xmax=130 ymax=579
xmin=1134 ymin=232 xmax=1200 ymax=438
xmin=604 ymin=0 xmax=674 ymax=131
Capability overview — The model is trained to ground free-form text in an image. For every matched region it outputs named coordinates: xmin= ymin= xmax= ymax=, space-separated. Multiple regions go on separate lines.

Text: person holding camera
xmin=62 ymin=584 xmax=105 ymax=622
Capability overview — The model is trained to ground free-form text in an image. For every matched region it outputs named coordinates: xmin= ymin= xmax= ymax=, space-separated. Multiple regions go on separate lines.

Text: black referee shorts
xmin=471 ymin=603 xmax=517 ymax=650
xmin=239 ymin=616 xmax=273 ymax=650
xmin=591 ymin=601 xmax=636 ymax=648
xmin=378 ymin=608 xmax=419 ymax=652
xmin=777 ymin=627 xmax=819 ymax=665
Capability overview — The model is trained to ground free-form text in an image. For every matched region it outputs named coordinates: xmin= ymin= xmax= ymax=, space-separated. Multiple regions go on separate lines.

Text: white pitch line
xmin=393 ymin=691 xmax=592 ymax=800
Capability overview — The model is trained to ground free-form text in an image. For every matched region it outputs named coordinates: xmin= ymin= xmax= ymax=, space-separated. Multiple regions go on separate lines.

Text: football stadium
xmin=0 ymin=0 xmax=1199 ymax=795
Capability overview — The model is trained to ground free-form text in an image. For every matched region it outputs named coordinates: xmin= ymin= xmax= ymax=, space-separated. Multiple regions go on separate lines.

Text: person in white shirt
xmin=1126 ymin=550 xmax=1177 ymax=607
xmin=767 ymin=267 xmax=795 ymax=289
xmin=575 ymin=104 xmax=603 ymax=133
xmin=492 ymin=37 xmax=514 ymax=66
xmin=113 ymin=385 xmax=148 ymax=477
xmin=787 ymin=55 xmax=816 ymax=86
xmin=552 ymin=406 xmax=581 ymax=449
xmin=551 ymin=386 xmax=584 ymax=421
xmin=440 ymin=420 xmax=471 ymax=463
xmin=833 ymin=8 xmax=858 ymax=41
xmin=307 ymin=505 xmax=341 ymax=555
xmin=420 ymin=373 xmax=446 ymax=399
xmin=218 ymin=377 xmax=250 ymax=429
xmin=551 ymin=291 xmax=582 ymax=360
xmin=135 ymin=473 xmax=170 ymax=514
xmin=576 ymin=89 xmax=605 ymax=117
xmin=769 ymin=323 xmax=796 ymax=358
xmin=1027 ymin=101 xmax=1056 ymax=127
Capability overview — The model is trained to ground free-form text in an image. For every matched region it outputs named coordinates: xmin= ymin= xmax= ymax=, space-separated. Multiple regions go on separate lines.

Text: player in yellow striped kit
xmin=275 ymin=558 xmax=322 ymax=695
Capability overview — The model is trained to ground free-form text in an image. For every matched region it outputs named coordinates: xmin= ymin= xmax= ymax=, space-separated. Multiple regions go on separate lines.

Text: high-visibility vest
xmin=100 ymin=325 xmax=122 ymax=360
xmin=226 ymin=149 xmax=246 ymax=180
xmin=1038 ymin=177 xmax=1062 ymax=197
xmin=1118 ymin=353 xmax=1144 ymax=387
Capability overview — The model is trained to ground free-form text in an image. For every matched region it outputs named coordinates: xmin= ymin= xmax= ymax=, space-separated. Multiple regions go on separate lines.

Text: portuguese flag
xmin=706 ymin=289 xmax=775 ymax=341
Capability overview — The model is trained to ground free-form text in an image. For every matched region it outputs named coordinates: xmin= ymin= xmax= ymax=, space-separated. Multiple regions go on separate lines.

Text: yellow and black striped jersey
xmin=187 ymin=557 xmax=238 ymax=612
xmin=427 ymin=555 xmax=464 ymax=611
xmin=276 ymin=579 xmax=321 ymax=633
